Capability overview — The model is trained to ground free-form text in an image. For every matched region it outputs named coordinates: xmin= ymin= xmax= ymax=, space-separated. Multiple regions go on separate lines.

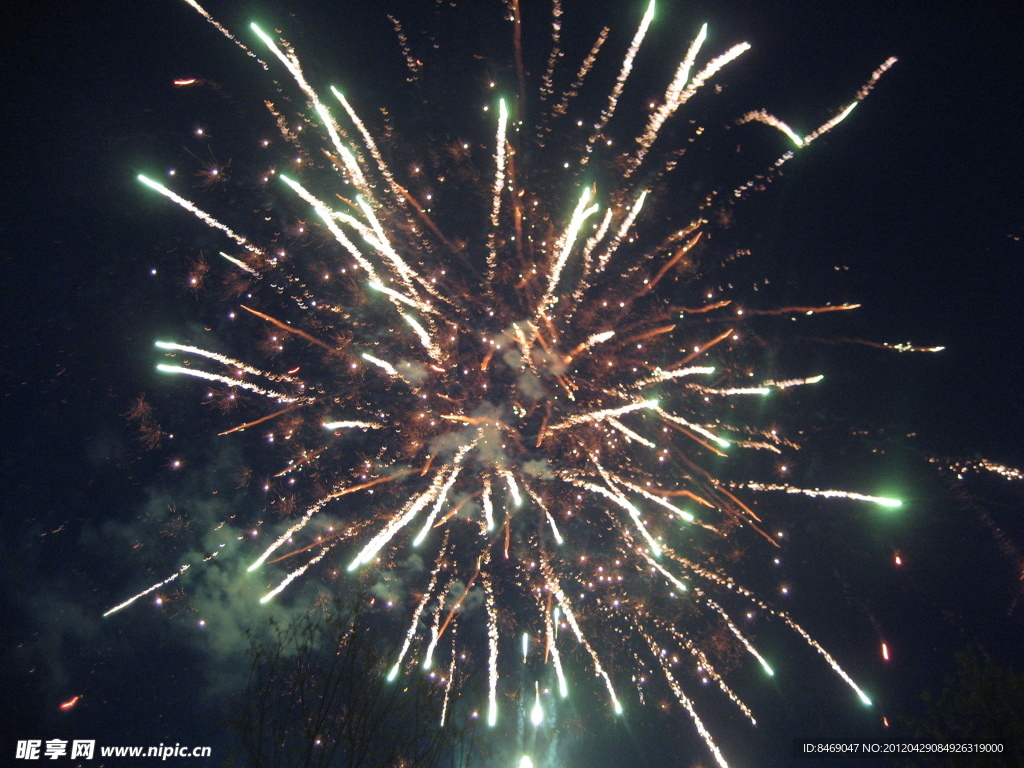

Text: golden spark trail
xmin=486 ymin=99 xmax=509 ymax=289
xmin=542 ymin=598 xmax=569 ymax=697
xmin=355 ymin=196 xmax=428 ymax=295
xmin=250 ymin=24 xmax=369 ymax=193
xmin=156 ymin=364 xmax=304 ymax=403
xmin=646 ymin=632 xmax=731 ymax=768
xmin=402 ymin=312 xmax=442 ymax=362
xmin=609 ymin=474 xmax=697 ymax=523
xmin=655 ymin=407 xmax=730 ymax=449
xmin=179 ymin=0 xmax=264 ymax=63
xmin=666 ymin=623 xmax=756 ymax=723
xmin=566 ymin=330 xmax=615 ymax=362
xmin=676 ymin=327 xmax=735 ymax=366
xmin=585 ymin=462 xmax=663 ymax=556
xmin=437 ymin=565 xmax=481 ymax=643
xmin=423 ymin=587 xmax=446 ymax=670
xmin=527 ymin=484 xmax=565 ymax=545
xmin=699 ymin=593 xmax=776 ymax=676
xmin=549 ymin=27 xmax=608 ymax=121
xmin=744 ymin=303 xmax=861 ymax=316
xmin=542 ymin=559 xmax=623 ymax=714
xmin=594 ymin=190 xmax=647 ymax=275
xmin=679 ymin=557 xmax=873 ymax=704
xmin=388 ymin=550 xmax=445 ymax=681
xmin=247 ymin=476 xmax=381 ymax=573
xmin=278 ymin=175 xmax=380 ymax=282
xmin=482 ymin=475 xmax=495 ymax=532
xmin=579 ymin=208 xmax=614 ymax=285
xmin=331 ymin=86 xmax=403 ymax=201
xmin=626 ymin=23 xmax=708 ymax=175
xmin=733 ymin=58 xmax=898 ymax=197
xmin=735 ymin=483 xmax=901 ymax=507
xmin=498 ymin=467 xmax=523 ymax=507
xmin=368 ymin=280 xmax=434 ymax=314
xmin=538 ymin=0 xmax=563 ymax=103
xmin=360 ymin=353 xmax=398 ymax=378
xmin=629 ymin=366 xmax=715 ymax=389
xmin=322 ymin=420 xmax=384 ymax=430
xmin=267 ymin=530 xmax=344 ymax=564
xmin=548 ymin=399 xmax=659 ymax=431
xmin=218 ymin=251 xmax=260 ymax=277
xmin=537 ymin=186 xmax=599 ymax=318
xmin=348 ymin=471 xmax=451 ymax=571
xmin=103 ymin=564 xmax=190 ymax=617
xmin=412 ymin=441 xmax=477 ymax=546
xmin=608 ymin=418 xmax=656 ymax=448
xmin=439 ymin=633 xmax=458 ymax=726
xmin=483 ymin=571 xmax=499 ymax=727
xmin=138 ymin=175 xmax=262 ymax=255
xmin=779 ymin=613 xmax=873 ymax=706
xmin=155 ymin=341 xmax=299 ymax=383
xmin=582 ymin=0 xmax=656 ymax=165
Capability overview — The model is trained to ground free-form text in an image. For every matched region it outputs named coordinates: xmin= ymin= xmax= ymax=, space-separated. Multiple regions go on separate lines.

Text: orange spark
xmin=272 ymin=446 xmax=327 ymax=477
xmin=676 ymin=299 xmax=732 ymax=314
xmin=677 ymin=328 xmax=734 ymax=367
xmin=241 ymin=305 xmax=334 ymax=350
xmin=219 ymin=403 xmax=302 ymax=435
xmin=323 ymin=468 xmax=416 ymax=500
xmin=269 ymin=530 xmax=345 ymax=564
xmin=745 ymin=304 xmax=861 ymax=316
xmin=625 ymin=324 xmax=676 ymax=344
xmin=437 ymin=563 xmax=482 ymax=642
xmin=647 ymin=231 xmax=703 ymax=293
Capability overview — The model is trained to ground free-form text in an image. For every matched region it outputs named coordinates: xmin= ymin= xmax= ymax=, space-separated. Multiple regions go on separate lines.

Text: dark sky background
xmin=2 ymin=1 xmax=1023 ymax=767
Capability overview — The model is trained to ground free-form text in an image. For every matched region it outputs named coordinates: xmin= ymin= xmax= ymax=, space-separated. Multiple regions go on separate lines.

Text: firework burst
xmin=113 ymin=1 xmax=910 ymax=764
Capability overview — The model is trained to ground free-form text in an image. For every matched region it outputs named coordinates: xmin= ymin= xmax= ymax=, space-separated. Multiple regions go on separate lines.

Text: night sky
xmin=2 ymin=1 xmax=1023 ymax=767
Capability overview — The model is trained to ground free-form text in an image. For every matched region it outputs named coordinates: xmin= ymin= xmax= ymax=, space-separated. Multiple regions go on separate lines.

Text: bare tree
xmin=899 ymin=647 xmax=1024 ymax=768
xmin=230 ymin=597 xmax=480 ymax=768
